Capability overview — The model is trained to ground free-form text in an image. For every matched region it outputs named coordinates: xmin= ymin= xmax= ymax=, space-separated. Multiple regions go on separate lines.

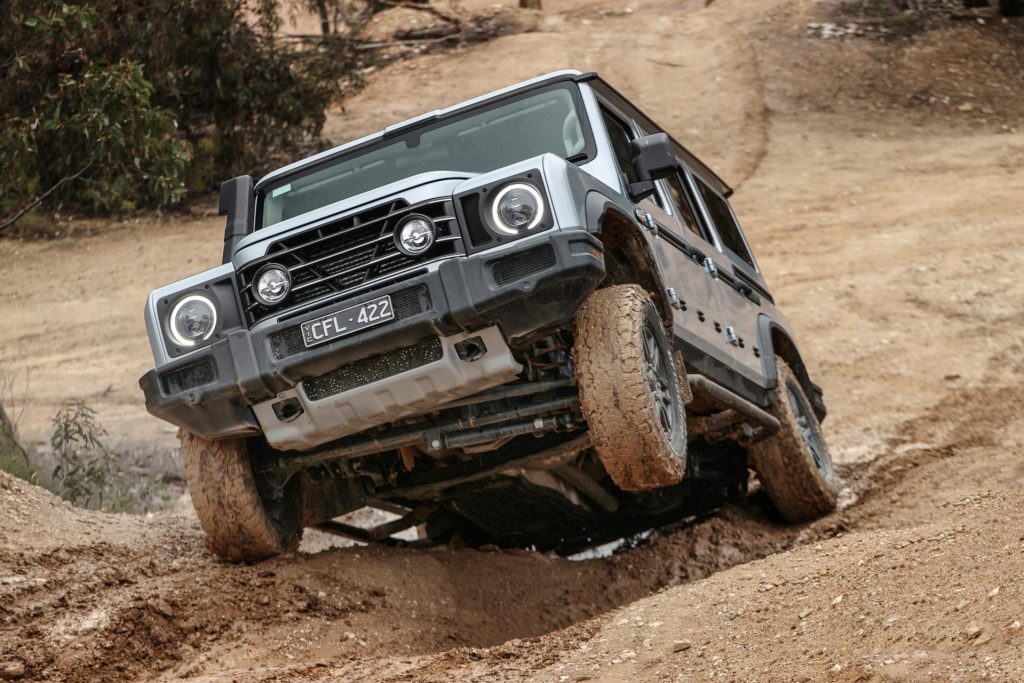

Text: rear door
xmin=688 ymin=171 xmax=768 ymax=384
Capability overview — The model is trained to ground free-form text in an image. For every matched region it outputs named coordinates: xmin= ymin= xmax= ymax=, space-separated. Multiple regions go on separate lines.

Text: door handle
xmin=737 ymin=284 xmax=761 ymax=305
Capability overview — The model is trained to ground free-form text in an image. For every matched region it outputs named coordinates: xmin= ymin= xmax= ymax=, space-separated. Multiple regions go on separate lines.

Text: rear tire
xmin=748 ymin=359 xmax=838 ymax=523
xmin=180 ymin=430 xmax=302 ymax=562
xmin=573 ymin=285 xmax=687 ymax=491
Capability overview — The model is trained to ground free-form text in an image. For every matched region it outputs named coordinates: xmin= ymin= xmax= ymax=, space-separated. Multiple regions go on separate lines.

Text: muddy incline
xmin=0 ymin=450 xmax=925 ymax=682
xmin=2 ymin=0 xmax=1024 ymax=680
xmin=4 ymin=367 xmax=1022 ymax=683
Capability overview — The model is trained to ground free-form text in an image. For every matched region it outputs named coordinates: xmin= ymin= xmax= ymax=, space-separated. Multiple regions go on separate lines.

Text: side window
xmin=600 ymin=107 xmax=638 ymax=185
xmin=696 ymin=178 xmax=756 ymax=269
xmin=663 ymin=172 xmax=709 ymax=241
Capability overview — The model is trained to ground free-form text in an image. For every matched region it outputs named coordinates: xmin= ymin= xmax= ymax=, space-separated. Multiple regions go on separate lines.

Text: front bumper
xmin=140 ymin=230 xmax=606 ymax=447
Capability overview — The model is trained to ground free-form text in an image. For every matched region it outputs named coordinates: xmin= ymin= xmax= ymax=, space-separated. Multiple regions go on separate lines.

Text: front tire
xmin=180 ymin=430 xmax=302 ymax=562
xmin=748 ymin=359 xmax=838 ymax=522
xmin=573 ymin=285 xmax=687 ymax=492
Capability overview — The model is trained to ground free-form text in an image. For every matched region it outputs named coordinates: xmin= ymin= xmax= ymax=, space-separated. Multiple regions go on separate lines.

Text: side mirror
xmin=219 ymin=175 xmax=255 ymax=263
xmin=627 ymin=133 xmax=676 ymax=202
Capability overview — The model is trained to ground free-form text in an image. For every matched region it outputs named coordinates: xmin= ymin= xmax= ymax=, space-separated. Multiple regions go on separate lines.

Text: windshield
xmin=257 ymin=84 xmax=590 ymax=229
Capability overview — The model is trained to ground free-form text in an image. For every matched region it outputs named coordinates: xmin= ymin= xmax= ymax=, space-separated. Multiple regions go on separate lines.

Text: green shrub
xmin=49 ymin=401 xmax=122 ymax=509
xmin=1 ymin=0 xmax=352 ymax=223
xmin=48 ymin=400 xmax=172 ymax=512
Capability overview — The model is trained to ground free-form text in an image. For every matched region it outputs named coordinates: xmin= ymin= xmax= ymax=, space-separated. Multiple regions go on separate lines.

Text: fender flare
xmin=584 ymin=191 xmax=673 ymax=324
xmin=756 ymin=315 xmax=827 ymax=421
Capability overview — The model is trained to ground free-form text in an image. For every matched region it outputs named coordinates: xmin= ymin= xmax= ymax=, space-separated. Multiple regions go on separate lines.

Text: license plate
xmin=301 ymin=295 xmax=394 ymax=348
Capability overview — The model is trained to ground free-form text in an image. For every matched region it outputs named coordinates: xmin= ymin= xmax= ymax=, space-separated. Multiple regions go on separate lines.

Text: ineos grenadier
xmin=141 ymin=70 xmax=838 ymax=561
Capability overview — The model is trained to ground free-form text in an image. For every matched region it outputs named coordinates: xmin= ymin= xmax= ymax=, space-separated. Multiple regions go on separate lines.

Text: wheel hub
xmin=785 ymin=382 xmax=833 ymax=481
xmin=642 ymin=321 xmax=676 ymax=436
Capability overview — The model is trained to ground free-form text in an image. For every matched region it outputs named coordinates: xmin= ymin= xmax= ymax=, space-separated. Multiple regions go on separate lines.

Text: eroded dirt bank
xmin=1 ymin=0 xmax=1024 ymax=680
xmin=3 ymin=369 xmax=1023 ymax=681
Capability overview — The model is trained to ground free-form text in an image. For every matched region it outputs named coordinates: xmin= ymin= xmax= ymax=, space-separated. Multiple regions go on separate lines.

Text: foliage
xmin=0 ymin=406 xmax=36 ymax=483
xmin=1 ymin=3 xmax=189 ymax=219
xmin=0 ymin=352 xmax=35 ymax=483
xmin=49 ymin=401 xmax=122 ymax=508
xmin=1 ymin=0 xmax=353 ymax=224
xmin=48 ymin=400 xmax=173 ymax=512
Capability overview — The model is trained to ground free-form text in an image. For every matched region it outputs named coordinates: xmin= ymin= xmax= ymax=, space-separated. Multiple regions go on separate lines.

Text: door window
xmin=663 ymin=172 xmax=710 ymax=241
xmin=695 ymin=178 xmax=757 ymax=269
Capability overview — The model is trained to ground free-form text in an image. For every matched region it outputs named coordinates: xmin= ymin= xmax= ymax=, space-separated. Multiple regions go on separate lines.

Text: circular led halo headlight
xmin=490 ymin=182 xmax=544 ymax=237
xmin=396 ymin=215 xmax=436 ymax=256
xmin=168 ymin=293 xmax=218 ymax=348
xmin=253 ymin=264 xmax=292 ymax=306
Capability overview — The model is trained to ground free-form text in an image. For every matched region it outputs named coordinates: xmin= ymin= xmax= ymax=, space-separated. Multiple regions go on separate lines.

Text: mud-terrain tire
xmin=748 ymin=359 xmax=838 ymax=523
xmin=180 ymin=430 xmax=301 ymax=562
xmin=573 ymin=285 xmax=687 ymax=491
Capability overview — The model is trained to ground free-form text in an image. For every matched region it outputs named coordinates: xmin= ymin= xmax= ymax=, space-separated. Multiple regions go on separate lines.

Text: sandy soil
xmin=1 ymin=0 xmax=1024 ymax=680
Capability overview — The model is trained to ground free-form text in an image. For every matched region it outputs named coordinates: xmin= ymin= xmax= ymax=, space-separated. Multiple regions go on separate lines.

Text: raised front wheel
xmin=573 ymin=285 xmax=687 ymax=491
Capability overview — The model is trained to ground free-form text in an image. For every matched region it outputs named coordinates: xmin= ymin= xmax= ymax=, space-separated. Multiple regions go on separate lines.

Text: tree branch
xmin=0 ymin=162 xmax=93 ymax=233
xmin=380 ymin=0 xmax=463 ymax=27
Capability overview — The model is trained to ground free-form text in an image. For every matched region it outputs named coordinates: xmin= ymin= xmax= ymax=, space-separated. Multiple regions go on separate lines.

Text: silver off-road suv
xmin=141 ymin=70 xmax=838 ymax=561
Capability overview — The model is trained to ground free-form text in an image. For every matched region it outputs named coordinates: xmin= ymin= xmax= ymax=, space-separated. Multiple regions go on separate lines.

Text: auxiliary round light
xmin=491 ymin=182 xmax=544 ymax=236
xmin=168 ymin=294 xmax=217 ymax=348
xmin=254 ymin=265 xmax=291 ymax=306
xmin=396 ymin=216 xmax=436 ymax=255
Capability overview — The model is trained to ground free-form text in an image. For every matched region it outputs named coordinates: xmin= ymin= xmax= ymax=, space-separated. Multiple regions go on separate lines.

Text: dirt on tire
xmin=180 ymin=430 xmax=301 ymax=562
xmin=573 ymin=285 xmax=687 ymax=491
xmin=747 ymin=358 xmax=839 ymax=522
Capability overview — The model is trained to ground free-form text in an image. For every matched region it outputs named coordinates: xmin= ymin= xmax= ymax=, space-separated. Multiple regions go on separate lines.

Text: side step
xmin=687 ymin=375 xmax=780 ymax=443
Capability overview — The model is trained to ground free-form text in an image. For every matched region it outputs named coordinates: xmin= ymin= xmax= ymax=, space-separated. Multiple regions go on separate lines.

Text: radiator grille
xmin=491 ymin=244 xmax=556 ymax=285
xmin=239 ymin=198 xmax=462 ymax=326
xmin=269 ymin=285 xmax=431 ymax=360
xmin=303 ymin=337 xmax=444 ymax=401
xmin=160 ymin=357 xmax=218 ymax=394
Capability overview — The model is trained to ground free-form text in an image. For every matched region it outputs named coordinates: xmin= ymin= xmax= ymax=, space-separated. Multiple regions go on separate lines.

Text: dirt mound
xmin=422 ymin=488 xmax=1024 ymax=682
xmin=0 ymin=465 xmax=826 ymax=682
xmin=5 ymin=359 xmax=1021 ymax=682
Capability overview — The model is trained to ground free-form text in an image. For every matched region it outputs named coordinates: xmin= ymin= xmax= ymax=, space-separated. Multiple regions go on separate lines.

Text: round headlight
xmin=396 ymin=216 xmax=435 ymax=255
xmin=254 ymin=265 xmax=291 ymax=306
xmin=168 ymin=294 xmax=217 ymax=348
xmin=491 ymin=183 xmax=544 ymax=236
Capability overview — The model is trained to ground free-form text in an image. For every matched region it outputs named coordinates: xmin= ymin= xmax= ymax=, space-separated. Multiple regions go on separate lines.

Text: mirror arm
xmin=628 ymin=179 xmax=658 ymax=202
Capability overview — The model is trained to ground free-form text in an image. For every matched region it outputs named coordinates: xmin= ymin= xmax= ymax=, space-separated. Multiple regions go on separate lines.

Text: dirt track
xmin=2 ymin=0 xmax=1024 ymax=680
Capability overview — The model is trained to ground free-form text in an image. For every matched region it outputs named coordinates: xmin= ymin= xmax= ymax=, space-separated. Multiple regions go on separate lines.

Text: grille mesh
xmin=491 ymin=245 xmax=556 ymax=285
xmin=239 ymin=198 xmax=462 ymax=326
xmin=160 ymin=357 xmax=218 ymax=394
xmin=303 ymin=337 xmax=444 ymax=401
xmin=269 ymin=286 xmax=431 ymax=360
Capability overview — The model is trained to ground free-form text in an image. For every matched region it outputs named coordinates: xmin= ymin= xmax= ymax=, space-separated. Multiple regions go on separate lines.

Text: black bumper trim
xmin=141 ymin=230 xmax=606 ymax=441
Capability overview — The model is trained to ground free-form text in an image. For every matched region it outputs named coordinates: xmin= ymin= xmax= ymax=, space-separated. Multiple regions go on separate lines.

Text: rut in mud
xmin=0 ymin=444 xmax=935 ymax=682
xmin=4 ymin=362 xmax=1022 ymax=682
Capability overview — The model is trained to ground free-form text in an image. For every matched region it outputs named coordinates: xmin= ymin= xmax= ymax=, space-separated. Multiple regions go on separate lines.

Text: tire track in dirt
xmin=2 ymin=399 xmax=994 ymax=683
